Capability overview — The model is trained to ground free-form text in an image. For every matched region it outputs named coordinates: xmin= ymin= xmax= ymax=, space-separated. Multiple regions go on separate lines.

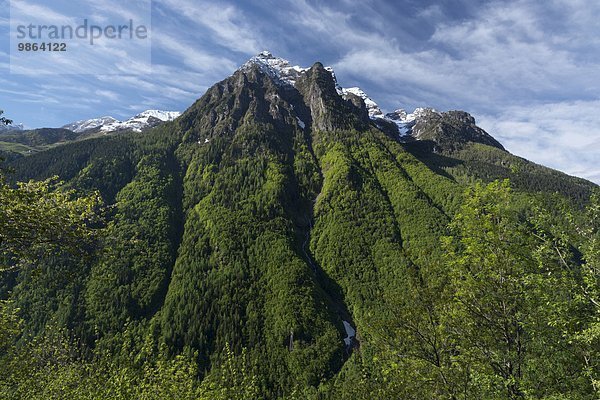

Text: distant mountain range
xmin=0 ymin=109 xmax=180 ymax=157
xmin=61 ymin=110 xmax=181 ymax=133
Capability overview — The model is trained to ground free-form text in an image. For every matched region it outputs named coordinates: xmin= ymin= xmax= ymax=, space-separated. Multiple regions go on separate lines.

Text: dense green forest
xmin=0 ymin=61 xmax=598 ymax=400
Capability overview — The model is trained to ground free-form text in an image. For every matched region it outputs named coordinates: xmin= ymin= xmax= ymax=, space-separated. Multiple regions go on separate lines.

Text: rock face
xmin=179 ymin=57 xmax=369 ymax=145
xmin=180 ymin=51 xmax=507 ymax=152
xmin=411 ymin=110 xmax=505 ymax=151
xmin=160 ymin=50 xmax=507 ymax=155
xmin=295 ymin=63 xmax=369 ymax=131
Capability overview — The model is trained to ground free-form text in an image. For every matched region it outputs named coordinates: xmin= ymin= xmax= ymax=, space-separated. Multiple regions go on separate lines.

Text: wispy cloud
xmin=95 ymin=89 xmax=120 ymax=101
xmin=478 ymin=100 xmax=600 ymax=183
xmin=153 ymin=33 xmax=236 ymax=72
xmin=8 ymin=0 xmax=153 ymax=76
xmin=333 ymin=0 xmax=600 ymax=112
xmin=157 ymin=0 xmax=262 ymax=54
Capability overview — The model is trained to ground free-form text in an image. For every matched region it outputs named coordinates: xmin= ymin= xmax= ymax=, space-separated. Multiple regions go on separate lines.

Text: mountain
xmin=0 ymin=110 xmax=181 ymax=159
xmin=61 ymin=116 xmax=120 ymax=133
xmin=2 ymin=52 xmax=598 ymax=399
xmin=62 ymin=109 xmax=181 ymax=133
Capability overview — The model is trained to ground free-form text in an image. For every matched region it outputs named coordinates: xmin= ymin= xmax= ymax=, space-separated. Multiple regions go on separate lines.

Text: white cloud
xmin=428 ymin=1 xmax=600 ymax=98
xmin=157 ymin=0 xmax=262 ymax=54
xmin=9 ymin=1 xmax=73 ymax=25
xmin=333 ymin=0 xmax=600 ymax=109
xmin=9 ymin=0 xmax=152 ymax=76
xmin=153 ymin=34 xmax=236 ymax=73
xmin=95 ymin=89 xmax=120 ymax=101
xmin=326 ymin=0 xmax=600 ymax=184
xmin=478 ymin=100 xmax=600 ymax=184
xmin=88 ymin=0 xmax=151 ymax=23
xmin=281 ymin=0 xmax=393 ymax=54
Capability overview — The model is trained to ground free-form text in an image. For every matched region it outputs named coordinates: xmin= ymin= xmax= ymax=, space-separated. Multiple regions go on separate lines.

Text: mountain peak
xmin=237 ymin=52 xmax=504 ymax=150
xmin=61 ymin=116 xmax=119 ymax=133
xmin=409 ymin=110 xmax=505 ymax=150
xmin=133 ymin=110 xmax=181 ymax=121
xmin=240 ymin=51 xmax=309 ymax=87
xmin=337 ymin=85 xmax=440 ymax=137
xmin=240 ymin=52 xmax=343 ymax=92
xmin=341 ymin=87 xmax=384 ymax=118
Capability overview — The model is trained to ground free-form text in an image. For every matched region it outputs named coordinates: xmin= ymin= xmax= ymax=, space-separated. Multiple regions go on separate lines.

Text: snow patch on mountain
xmin=62 ymin=116 xmax=119 ymax=133
xmin=242 ymin=51 xmax=342 ymax=90
xmin=327 ymin=67 xmax=344 ymax=95
xmin=341 ymin=87 xmax=384 ymax=118
xmin=339 ymin=85 xmax=438 ymax=138
xmin=385 ymin=107 xmax=440 ymax=136
xmin=63 ymin=110 xmax=181 ymax=133
xmin=241 ymin=52 xmax=438 ymax=140
xmin=241 ymin=51 xmax=308 ymax=87
xmin=100 ymin=110 xmax=181 ymax=133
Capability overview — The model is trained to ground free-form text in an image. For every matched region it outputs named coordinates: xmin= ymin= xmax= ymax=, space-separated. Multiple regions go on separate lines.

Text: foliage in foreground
xmin=0 ymin=174 xmax=103 ymax=272
xmin=0 ymin=309 xmax=260 ymax=400
xmin=0 ymin=177 xmax=598 ymax=399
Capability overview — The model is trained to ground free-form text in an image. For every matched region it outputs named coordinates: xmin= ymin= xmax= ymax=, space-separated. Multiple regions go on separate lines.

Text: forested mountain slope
xmin=1 ymin=54 xmax=598 ymax=399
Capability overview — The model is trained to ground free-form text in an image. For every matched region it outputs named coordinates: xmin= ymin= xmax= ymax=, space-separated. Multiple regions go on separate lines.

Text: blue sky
xmin=1 ymin=0 xmax=599 ymax=183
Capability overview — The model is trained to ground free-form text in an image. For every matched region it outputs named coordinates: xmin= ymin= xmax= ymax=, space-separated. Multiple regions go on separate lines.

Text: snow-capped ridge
xmin=241 ymin=51 xmax=343 ymax=91
xmin=339 ymin=85 xmax=438 ymax=138
xmin=100 ymin=110 xmax=181 ymax=133
xmin=62 ymin=116 xmax=119 ymax=133
xmin=134 ymin=110 xmax=181 ymax=121
xmin=341 ymin=87 xmax=384 ymax=118
xmin=388 ymin=107 xmax=439 ymax=120
xmin=386 ymin=107 xmax=439 ymax=122
xmin=63 ymin=110 xmax=181 ymax=133
xmin=240 ymin=52 xmax=438 ymax=140
xmin=383 ymin=107 xmax=439 ymax=136
xmin=241 ymin=51 xmax=309 ymax=87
